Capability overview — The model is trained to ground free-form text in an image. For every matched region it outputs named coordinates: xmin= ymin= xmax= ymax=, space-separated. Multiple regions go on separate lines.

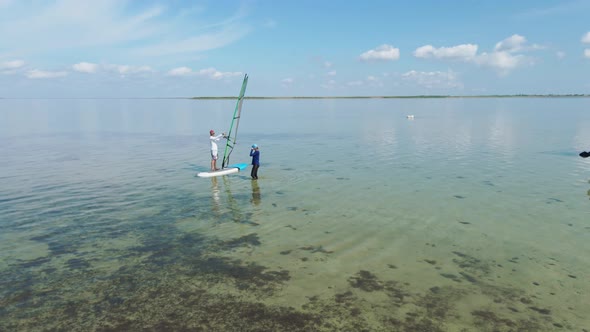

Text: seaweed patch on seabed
xmin=216 ymin=233 xmax=262 ymax=249
xmin=0 ymin=226 xmax=582 ymax=331
xmin=0 ymin=230 xmax=303 ymax=331
xmin=336 ymin=268 xmax=564 ymax=331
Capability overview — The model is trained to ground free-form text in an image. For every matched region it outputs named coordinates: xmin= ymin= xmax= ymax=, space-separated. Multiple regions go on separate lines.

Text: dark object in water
xmin=580 ymin=151 xmax=590 ymax=158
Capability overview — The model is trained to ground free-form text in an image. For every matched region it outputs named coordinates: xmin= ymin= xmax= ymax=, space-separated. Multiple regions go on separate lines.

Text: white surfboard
xmin=197 ymin=163 xmax=249 ymax=178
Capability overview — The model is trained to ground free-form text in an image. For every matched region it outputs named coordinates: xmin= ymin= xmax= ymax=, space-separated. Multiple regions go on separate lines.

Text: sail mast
xmin=221 ymin=74 xmax=248 ymax=169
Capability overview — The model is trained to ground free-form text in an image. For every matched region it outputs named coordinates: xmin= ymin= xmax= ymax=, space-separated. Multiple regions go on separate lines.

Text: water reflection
xmin=250 ymin=180 xmax=261 ymax=206
xmin=209 ymin=176 xmax=258 ymax=225
xmin=210 ymin=177 xmax=221 ymax=216
xmin=222 ymin=176 xmax=241 ymax=223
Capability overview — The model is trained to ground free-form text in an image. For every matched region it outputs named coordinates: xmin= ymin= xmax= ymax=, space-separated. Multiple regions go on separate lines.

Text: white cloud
xmin=402 ymin=70 xmax=462 ymax=89
xmin=197 ymin=67 xmax=242 ymax=80
xmin=324 ymin=61 xmax=333 ymax=68
xmin=556 ymin=51 xmax=566 ymax=59
xmin=584 ymin=49 xmax=590 ymax=59
xmin=475 ymin=36 xmax=537 ymax=74
xmin=104 ymin=64 xmax=153 ymax=75
xmin=473 ymin=52 xmax=533 ymax=71
xmin=167 ymin=67 xmax=193 ymax=76
xmin=0 ymin=1 xmax=165 ymax=52
xmin=132 ymin=25 xmax=251 ymax=57
xmin=26 ymin=69 xmax=68 ymax=79
xmin=494 ymin=34 xmax=526 ymax=52
xmin=414 ymin=35 xmax=539 ymax=74
xmin=327 ymin=70 xmax=336 ymax=76
xmin=582 ymin=32 xmax=590 ymax=44
xmin=0 ymin=59 xmax=25 ymax=70
xmin=166 ymin=66 xmax=242 ymax=79
xmin=360 ymin=44 xmax=400 ymax=61
xmin=494 ymin=34 xmax=543 ymax=52
xmin=0 ymin=1 xmax=251 ymax=61
xmin=72 ymin=62 xmax=98 ymax=73
xmin=72 ymin=62 xmax=157 ymax=76
xmin=413 ymin=44 xmax=477 ymax=60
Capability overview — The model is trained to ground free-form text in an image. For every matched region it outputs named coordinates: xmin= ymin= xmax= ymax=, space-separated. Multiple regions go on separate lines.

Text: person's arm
xmin=212 ymin=134 xmax=225 ymax=141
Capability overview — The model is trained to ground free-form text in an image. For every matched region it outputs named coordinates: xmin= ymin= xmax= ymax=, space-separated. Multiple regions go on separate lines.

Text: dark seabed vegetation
xmin=1 ymin=98 xmax=589 ymax=331
xmin=0 ymin=185 xmax=584 ymax=331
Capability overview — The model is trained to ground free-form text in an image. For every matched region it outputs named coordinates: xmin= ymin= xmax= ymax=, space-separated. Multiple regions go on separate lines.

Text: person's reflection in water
xmin=250 ymin=179 xmax=261 ymax=206
xmin=211 ymin=177 xmax=221 ymax=215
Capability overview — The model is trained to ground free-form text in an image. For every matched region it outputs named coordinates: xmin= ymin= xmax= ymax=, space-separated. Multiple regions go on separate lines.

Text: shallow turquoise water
xmin=1 ymin=98 xmax=589 ymax=331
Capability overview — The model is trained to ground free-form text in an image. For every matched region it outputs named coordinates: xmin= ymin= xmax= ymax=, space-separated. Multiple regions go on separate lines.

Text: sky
xmin=0 ymin=0 xmax=589 ymax=97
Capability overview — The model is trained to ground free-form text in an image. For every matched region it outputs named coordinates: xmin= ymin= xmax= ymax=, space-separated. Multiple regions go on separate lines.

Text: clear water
xmin=1 ymin=98 xmax=589 ymax=331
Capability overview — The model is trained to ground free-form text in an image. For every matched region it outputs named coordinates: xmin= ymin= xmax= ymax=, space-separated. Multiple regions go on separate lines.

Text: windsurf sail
xmin=221 ymin=73 xmax=249 ymax=169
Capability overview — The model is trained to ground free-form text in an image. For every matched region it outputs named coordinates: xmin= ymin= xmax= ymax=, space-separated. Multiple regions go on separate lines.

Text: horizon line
xmin=1 ymin=94 xmax=590 ymax=100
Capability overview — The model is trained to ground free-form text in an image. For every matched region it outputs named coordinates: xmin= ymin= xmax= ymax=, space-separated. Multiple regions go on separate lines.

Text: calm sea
xmin=1 ymin=98 xmax=589 ymax=331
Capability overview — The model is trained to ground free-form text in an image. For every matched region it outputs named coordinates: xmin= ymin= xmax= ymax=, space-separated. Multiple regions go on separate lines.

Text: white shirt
xmin=210 ymin=134 xmax=224 ymax=152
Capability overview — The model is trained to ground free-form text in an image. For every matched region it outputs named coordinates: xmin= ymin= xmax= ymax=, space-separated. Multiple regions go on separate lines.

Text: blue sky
xmin=1 ymin=0 xmax=589 ymax=97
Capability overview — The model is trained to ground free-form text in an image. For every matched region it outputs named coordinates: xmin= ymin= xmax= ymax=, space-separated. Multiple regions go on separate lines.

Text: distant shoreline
xmin=1 ymin=94 xmax=589 ymax=100
xmin=193 ymin=94 xmax=590 ymax=100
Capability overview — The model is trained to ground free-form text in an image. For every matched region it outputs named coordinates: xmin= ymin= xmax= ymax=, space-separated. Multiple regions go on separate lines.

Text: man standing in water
xmin=209 ymin=129 xmax=226 ymax=171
